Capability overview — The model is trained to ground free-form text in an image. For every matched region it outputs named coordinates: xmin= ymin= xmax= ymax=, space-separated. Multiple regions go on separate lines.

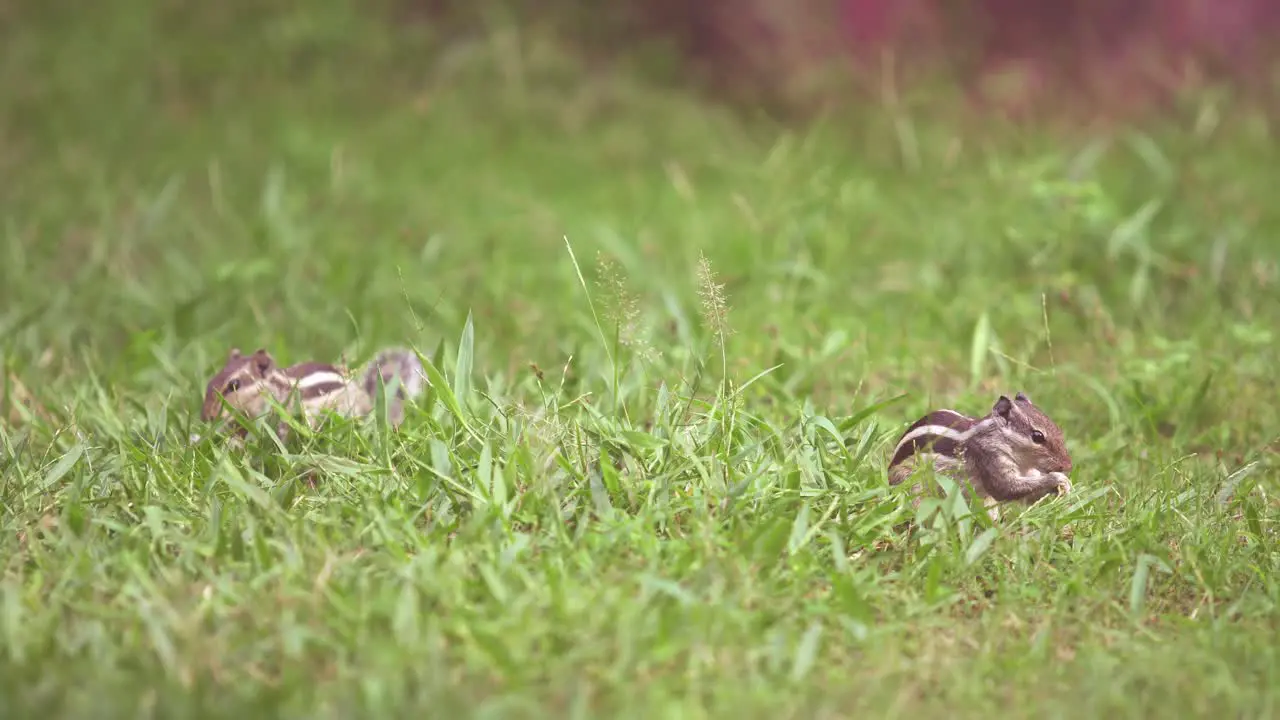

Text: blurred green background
xmin=1 ymin=0 xmax=1279 ymax=716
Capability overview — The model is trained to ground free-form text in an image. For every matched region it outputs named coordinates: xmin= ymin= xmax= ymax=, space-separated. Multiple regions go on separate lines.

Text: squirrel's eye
xmin=223 ymin=379 xmax=242 ymax=394
xmin=1031 ymin=430 xmax=1046 ymax=444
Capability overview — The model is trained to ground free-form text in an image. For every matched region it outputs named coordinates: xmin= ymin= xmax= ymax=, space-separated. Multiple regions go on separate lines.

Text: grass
xmin=2 ymin=0 xmax=1280 ymax=717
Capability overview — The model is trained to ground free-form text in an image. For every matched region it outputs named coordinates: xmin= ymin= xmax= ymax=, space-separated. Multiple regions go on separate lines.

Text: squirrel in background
xmin=197 ymin=346 xmax=426 ymax=444
xmin=887 ymin=392 xmax=1074 ymax=519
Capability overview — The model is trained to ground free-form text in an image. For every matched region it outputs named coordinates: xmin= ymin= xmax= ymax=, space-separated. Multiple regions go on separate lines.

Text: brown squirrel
xmin=198 ymin=346 xmax=426 ymax=443
xmin=887 ymin=392 xmax=1073 ymax=516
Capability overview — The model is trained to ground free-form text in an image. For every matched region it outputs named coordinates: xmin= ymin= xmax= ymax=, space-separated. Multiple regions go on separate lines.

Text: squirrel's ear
xmin=250 ymin=349 xmax=274 ymax=373
xmin=993 ymin=395 xmax=1013 ymax=418
xmin=1015 ymin=391 xmax=1030 ymax=404
xmin=228 ymin=348 xmax=242 ymax=360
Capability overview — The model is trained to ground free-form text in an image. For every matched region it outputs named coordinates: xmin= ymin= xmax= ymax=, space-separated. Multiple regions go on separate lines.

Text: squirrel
xmin=198 ymin=346 xmax=426 ymax=443
xmin=887 ymin=392 xmax=1073 ymax=517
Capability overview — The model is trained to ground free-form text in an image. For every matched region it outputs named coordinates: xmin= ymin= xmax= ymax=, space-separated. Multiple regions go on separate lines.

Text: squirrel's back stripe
xmin=295 ymin=371 xmax=347 ymax=390
xmin=298 ymin=381 xmax=349 ymax=400
xmin=283 ymin=362 xmax=346 ymax=382
xmin=889 ymin=410 xmax=981 ymax=468
xmin=277 ymin=362 xmax=350 ymax=400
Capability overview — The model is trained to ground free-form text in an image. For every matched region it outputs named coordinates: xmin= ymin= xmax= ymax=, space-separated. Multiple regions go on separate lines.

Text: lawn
xmin=2 ymin=1 xmax=1279 ymax=717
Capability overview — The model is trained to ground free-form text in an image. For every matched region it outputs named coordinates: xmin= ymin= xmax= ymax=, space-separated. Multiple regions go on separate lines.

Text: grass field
xmin=2 ymin=1 xmax=1280 ymax=717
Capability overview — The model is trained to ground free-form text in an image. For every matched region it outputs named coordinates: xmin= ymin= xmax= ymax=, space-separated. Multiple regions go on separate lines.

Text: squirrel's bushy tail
xmin=358 ymin=347 xmax=427 ymax=427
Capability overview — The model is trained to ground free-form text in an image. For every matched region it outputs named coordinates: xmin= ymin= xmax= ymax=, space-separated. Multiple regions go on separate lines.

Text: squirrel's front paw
xmin=1050 ymin=472 xmax=1072 ymax=496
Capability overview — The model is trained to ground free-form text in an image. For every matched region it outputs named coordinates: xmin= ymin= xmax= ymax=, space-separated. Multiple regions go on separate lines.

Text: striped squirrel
xmin=887 ymin=392 xmax=1073 ymax=515
xmin=198 ymin=346 xmax=426 ymax=442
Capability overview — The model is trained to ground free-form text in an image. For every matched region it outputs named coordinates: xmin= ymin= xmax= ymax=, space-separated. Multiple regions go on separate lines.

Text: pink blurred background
xmin=618 ymin=0 xmax=1280 ymax=115
xmin=843 ymin=0 xmax=1280 ymax=58
xmin=840 ymin=0 xmax=1280 ymax=112
xmin=410 ymin=0 xmax=1280 ymax=116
